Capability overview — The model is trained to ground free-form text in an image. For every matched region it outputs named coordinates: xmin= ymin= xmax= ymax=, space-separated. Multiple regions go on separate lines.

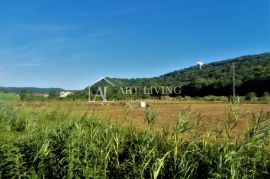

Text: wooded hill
xmin=0 ymin=87 xmax=64 ymax=94
xmin=90 ymin=53 xmax=270 ymax=97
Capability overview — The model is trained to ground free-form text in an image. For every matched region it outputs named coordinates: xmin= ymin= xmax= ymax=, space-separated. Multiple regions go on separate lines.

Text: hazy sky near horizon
xmin=0 ymin=0 xmax=269 ymax=89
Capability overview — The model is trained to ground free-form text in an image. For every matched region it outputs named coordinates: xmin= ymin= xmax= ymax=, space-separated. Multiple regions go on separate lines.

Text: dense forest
xmin=88 ymin=53 xmax=270 ymax=98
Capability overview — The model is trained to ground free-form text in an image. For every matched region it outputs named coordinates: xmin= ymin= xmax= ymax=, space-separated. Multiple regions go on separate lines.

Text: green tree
xmin=19 ymin=91 xmax=35 ymax=101
xmin=49 ymin=90 xmax=59 ymax=99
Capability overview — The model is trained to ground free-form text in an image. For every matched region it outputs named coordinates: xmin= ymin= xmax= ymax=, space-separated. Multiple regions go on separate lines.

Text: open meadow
xmin=13 ymin=100 xmax=270 ymax=136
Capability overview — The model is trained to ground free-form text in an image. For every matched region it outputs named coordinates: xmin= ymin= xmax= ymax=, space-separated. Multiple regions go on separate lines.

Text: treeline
xmin=0 ymin=87 xmax=63 ymax=94
xmin=19 ymin=90 xmax=59 ymax=101
xmin=14 ymin=91 xmax=270 ymax=103
xmin=18 ymin=90 xmax=86 ymax=101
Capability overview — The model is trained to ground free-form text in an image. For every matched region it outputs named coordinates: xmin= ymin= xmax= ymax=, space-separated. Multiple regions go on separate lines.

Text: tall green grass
xmin=0 ymin=92 xmax=19 ymax=102
xmin=0 ymin=101 xmax=269 ymax=178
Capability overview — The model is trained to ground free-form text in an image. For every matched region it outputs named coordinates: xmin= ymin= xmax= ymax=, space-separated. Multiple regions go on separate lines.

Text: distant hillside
xmin=91 ymin=53 xmax=270 ymax=97
xmin=0 ymin=87 xmax=64 ymax=94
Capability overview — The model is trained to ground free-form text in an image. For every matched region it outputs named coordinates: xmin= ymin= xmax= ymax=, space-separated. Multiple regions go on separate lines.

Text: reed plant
xmin=0 ymin=101 xmax=269 ymax=178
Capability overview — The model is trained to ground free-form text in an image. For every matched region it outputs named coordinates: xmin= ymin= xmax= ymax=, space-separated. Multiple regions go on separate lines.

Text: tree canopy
xmin=88 ymin=53 xmax=270 ymax=98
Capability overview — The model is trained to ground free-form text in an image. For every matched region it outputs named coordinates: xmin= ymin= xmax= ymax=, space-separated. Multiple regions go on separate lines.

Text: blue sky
xmin=0 ymin=0 xmax=269 ymax=89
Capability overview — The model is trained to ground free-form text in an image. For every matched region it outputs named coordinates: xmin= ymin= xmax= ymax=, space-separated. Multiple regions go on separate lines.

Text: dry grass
xmin=12 ymin=100 xmax=270 ymax=135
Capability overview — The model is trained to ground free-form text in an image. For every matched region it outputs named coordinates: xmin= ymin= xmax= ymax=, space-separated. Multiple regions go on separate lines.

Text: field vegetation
xmin=0 ymin=97 xmax=269 ymax=178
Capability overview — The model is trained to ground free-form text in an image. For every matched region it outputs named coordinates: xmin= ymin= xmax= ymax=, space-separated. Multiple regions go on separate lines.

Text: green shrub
xmin=202 ymin=95 xmax=228 ymax=101
xmin=0 ymin=104 xmax=26 ymax=132
xmin=245 ymin=92 xmax=257 ymax=101
xmin=0 ymin=92 xmax=19 ymax=101
xmin=261 ymin=92 xmax=270 ymax=103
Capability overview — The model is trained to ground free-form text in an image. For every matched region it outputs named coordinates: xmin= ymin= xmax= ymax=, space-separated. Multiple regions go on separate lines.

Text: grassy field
xmin=0 ymin=99 xmax=269 ymax=178
xmin=13 ymin=100 xmax=270 ymax=136
xmin=0 ymin=92 xmax=20 ymax=101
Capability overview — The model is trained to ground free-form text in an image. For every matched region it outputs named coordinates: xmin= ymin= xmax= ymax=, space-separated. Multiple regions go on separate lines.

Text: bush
xmin=0 ymin=104 xmax=26 ymax=132
xmin=261 ymin=92 xmax=270 ymax=103
xmin=263 ymin=92 xmax=270 ymax=97
xmin=19 ymin=91 xmax=36 ymax=101
xmin=0 ymin=92 xmax=19 ymax=101
xmin=202 ymin=95 xmax=228 ymax=101
xmin=245 ymin=92 xmax=257 ymax=101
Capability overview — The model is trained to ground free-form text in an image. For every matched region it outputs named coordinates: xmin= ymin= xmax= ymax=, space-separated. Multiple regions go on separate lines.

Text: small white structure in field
xmin=60 ymin=91 xmax=73 ymax=98
xmin=35 ymin=93 xmax=49 ymax=98
xmin=196 ymin=61 xmax=204 ymax=69
xmin=140 ymin=101 xmax=146 ymax=108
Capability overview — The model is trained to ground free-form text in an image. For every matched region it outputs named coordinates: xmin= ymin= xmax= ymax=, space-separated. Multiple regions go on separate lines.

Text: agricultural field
xmin=0 ymin=98 xmax=269 ymax=178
